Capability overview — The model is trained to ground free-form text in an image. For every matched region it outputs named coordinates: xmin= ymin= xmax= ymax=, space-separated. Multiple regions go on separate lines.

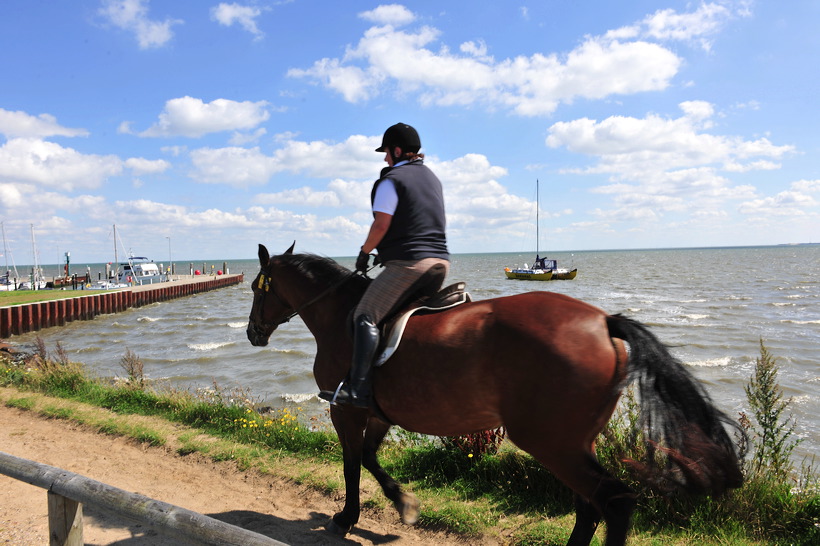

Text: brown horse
xmin=246 ymin=243 xmax=744 ymax=546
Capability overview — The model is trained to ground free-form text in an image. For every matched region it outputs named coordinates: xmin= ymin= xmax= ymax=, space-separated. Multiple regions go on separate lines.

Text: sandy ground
xmin=0 ymin=402 xmax=481 ymax=545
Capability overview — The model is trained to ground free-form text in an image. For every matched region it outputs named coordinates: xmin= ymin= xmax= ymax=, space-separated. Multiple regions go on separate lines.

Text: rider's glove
xmin=355 ymin=249 xmax=371 ymax=273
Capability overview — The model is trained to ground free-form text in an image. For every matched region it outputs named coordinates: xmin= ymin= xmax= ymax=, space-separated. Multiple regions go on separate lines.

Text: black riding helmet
xmin=375 ymin=123 xmax=421 ymax=154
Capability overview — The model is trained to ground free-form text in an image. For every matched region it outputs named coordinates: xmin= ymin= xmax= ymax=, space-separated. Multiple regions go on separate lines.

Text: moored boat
xmin=533 ymin=255 xmax=577 ymax=280
xmin=117 ymin=256 xmax=167 ymax=286
xmin=504 ymin=264 xmax=553 ymax=281
xmin=504 ymin=180 xmax=578 ymax=281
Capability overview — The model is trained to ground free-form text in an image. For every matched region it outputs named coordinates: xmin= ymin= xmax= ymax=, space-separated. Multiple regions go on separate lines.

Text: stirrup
xmin=318 ymin=381 xmax=345 ymax=403
xmin=318 ymin=381 xmax=369 ymax=408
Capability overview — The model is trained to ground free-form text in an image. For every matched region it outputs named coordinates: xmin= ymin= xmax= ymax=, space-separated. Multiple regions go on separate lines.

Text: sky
xmin=1 ymin=0 xmax=819 ymax=266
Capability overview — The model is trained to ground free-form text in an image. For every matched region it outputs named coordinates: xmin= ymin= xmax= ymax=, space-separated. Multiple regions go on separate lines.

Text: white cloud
xmin=246 ymin=150 xmax=536 ymax=240
xmin=546 ymin=101 xmax=797 ymax=224
xmin=229 ymin=128 xmax=267 ymax=146
xmin=189 ymin=134 xmax=380 ymax=187
xmin=738 ymin=191 xmax=817 ymax=217
xmin=290 ymin=5 xmax=682 ymax=116
xmin=0 ymin=182 xmax=107 ymax=221
xmin=240 ymin=147 xmax=530 ymax=232
xmin=125 ymin=157 xmax=171 ymax=175
xmin=609 ymin=1 xmax=749 ymax=51
xmin=792 ymin=179 xmax=820 ymax=193
xmin=211 ymin=3 xmax=266 ymax=40
xmin=0 ymin=138 xmax=122 ymax=190
xmin=359 ymin=4 xmax=416 ymax=26
xmin=139 ymin=96 xmax=270 ymax=138
xmin=98 ymin=0 xmax=182 ymax=49
xmin=189 ymin=146 xmax=277 ymax=187
xmin=546 ymin=102 xmax=794 ymax=176
xmin=0 ymin=109 xmax=89 ymax=139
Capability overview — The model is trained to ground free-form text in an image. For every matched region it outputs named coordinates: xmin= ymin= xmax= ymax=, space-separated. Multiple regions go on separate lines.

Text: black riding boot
xmin=319 ymin=315 xmax=379 ymax=408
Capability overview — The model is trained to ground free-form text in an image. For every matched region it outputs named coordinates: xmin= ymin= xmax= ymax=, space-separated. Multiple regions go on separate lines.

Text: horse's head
xmin=246 ymin=242 xmax=295 ymax=347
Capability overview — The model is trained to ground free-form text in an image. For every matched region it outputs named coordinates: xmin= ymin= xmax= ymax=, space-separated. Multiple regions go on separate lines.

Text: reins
xmin=257 ymin=264 xmax=373 ymax=328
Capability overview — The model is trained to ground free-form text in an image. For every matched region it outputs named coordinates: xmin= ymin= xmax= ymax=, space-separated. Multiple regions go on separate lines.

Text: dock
xmin=0 ymin=274 xmax=244 ymax=338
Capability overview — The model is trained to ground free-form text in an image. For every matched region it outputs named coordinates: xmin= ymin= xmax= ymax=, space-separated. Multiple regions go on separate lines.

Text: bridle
xmin=251 ymin=266 xmax=364 ymax=330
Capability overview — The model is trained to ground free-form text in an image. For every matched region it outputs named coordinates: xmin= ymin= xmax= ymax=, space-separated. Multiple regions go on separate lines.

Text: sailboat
xmin=17 ymin=224 xmax=48 ymax=290
xmin=504 ymin=180 xmax=577 ymax=281
xmin=1 ymin=222 xmax=21 ymax=291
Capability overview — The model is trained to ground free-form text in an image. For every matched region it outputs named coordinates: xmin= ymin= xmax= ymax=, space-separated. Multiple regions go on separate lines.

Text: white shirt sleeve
xmin=372 ymin=179 xmax=398 ymax=215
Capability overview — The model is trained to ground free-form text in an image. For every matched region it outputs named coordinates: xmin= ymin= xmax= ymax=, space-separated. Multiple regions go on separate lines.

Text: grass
xmin=0 ymin=288 xmax=120 ymax=307
xmin=1 ymin=339 xmax=818 ymax=545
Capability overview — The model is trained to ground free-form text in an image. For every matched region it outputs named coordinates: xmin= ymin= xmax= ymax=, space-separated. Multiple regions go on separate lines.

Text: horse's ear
xmin=285 ymin=241 xmax=295 ymax=255
xmin=258 ymin=244 xmax=270 ymax=266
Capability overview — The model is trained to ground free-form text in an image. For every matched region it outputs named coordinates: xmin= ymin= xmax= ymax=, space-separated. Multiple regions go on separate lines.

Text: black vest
xmin=371 ymin=160 xmax=449 ymax=262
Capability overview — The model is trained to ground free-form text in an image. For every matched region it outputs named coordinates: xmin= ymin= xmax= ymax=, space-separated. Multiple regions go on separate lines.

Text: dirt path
xmin=0 ymin=403 xmax=480 ymax=545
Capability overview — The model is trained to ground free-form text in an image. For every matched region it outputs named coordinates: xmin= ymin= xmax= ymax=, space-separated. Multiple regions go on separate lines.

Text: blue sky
xmin=1 ymin=1 xmax=818 ymax=265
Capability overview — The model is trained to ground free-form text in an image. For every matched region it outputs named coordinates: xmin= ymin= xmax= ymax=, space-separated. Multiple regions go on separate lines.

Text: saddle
xmin=374 ymin=282 xmax=471 ymax=367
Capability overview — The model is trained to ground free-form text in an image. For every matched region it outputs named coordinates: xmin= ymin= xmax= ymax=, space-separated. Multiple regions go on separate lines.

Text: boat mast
xmin=536 ymin=179 xmax=539 ymax=259
xmin=1 ymin=222 xmax=7 ymax=273
xmin=113 ymin=224 xmax=118 ymax=279
xmin=1 ymin=222 xmax=20 ymax=281
xmin=29 ymin=224 xmax=42 ymax=288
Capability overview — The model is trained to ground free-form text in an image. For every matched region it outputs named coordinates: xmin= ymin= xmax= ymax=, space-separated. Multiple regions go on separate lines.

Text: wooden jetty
xmin=0 ymin=274 xmax=244 ymax=338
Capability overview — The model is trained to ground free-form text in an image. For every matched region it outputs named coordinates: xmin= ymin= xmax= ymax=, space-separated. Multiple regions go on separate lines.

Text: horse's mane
xmin=276 ymin=252 xmax=370 ymax=293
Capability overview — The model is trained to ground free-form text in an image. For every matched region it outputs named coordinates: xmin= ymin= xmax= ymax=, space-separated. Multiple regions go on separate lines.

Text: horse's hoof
xmin=397 ymin=492 xmax=420 ymax=525
xmin=326 ymin=518 xmax=353 ymax=536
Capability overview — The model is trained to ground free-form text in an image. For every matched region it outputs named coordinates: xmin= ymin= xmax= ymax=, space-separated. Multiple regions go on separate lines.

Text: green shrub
xmin=744 ymin=338 xmax=800 ymax=479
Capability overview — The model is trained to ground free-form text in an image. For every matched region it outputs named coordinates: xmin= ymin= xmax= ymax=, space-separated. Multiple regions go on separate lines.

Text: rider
xmin=320 ymin=123 xmax=450 ymax=408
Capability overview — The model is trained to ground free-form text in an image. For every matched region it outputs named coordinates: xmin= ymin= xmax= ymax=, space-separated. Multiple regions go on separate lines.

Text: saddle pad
xmin=374 ymin=291 xmax=471 ymax=367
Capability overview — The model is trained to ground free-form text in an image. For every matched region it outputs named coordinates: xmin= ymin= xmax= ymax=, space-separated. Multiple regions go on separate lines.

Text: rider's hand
xmin=355 ymin=249 xmax=371 ymax=273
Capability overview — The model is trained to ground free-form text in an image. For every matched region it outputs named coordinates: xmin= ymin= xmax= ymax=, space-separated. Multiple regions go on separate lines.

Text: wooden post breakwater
xmin=0 ymin=274 xmax=244 ymax=339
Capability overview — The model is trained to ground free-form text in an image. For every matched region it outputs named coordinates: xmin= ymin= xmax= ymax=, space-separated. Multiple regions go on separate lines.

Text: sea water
xmin=11 ymin=245 xmax=820 ymax=460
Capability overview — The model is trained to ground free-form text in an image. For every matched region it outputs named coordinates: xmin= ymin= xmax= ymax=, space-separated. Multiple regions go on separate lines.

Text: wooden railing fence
xmin=0 ymin=451 xmax=287 ymax=546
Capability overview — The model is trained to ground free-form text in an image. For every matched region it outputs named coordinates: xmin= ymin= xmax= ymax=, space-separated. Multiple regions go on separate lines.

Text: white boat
xmin=87 ymin=280 xmax=130 ymax=290
xmin=102 ymin=225 xmax=167 ymax=286
xmin=117 ymin=256 xmax=167 ymax=286
xmin=0 ymin=273 xmax=17 ymax=291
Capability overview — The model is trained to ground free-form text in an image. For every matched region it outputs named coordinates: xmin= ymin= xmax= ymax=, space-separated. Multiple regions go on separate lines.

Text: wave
xmin=780 ymin=319 xmax=820 ymax=325
xmin=688 ymin=356 xmax=732 ymax=367
xmin=682 ymin=314 xmax=709 ymax=321
xmin=188 ymin=341 xmax=236 ymax=351
xmin=227 ymin=322 xmax=247 ymax=329
xmin=281 ymin=393 xmax=317 ymax=404
xmin=268 ymin=347 xmax=311 ymax=358
xmin=790 ymin=394 xmax=811 ymax=406
xmin=137 ymin=316 xmax=161 ymax=322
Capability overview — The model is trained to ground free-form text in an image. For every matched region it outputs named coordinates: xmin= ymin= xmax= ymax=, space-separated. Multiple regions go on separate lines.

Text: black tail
xmin=607 ymin=314 xmax=745 ymax=495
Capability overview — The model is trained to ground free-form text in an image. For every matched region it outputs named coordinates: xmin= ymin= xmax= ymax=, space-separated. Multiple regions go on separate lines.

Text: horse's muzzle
xmin=246 ymin=323 xmax=270 ymax=347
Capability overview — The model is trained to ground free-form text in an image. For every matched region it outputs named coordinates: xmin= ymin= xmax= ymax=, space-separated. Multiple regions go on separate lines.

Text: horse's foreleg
xmin=327 ymin=406 xmax=368 ymax=536
xmin=362 ymin=419 xmax=420 ymax=525
xmin=567 ymin=493 xmax=601 ymax=546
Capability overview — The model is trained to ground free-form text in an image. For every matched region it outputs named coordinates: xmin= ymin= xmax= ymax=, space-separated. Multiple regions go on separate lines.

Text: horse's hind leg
xmin=565 ymin=454 xmax=635 ymax=546
xmin=510 ymin=435 xmax=635 ymax=546
xmin=362 ymin=419 xmax=420 ymax=525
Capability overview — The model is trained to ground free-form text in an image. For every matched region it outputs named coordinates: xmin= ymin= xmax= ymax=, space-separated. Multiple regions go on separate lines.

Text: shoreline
xmin=0 ymin=274 xmax=244 ymax=338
